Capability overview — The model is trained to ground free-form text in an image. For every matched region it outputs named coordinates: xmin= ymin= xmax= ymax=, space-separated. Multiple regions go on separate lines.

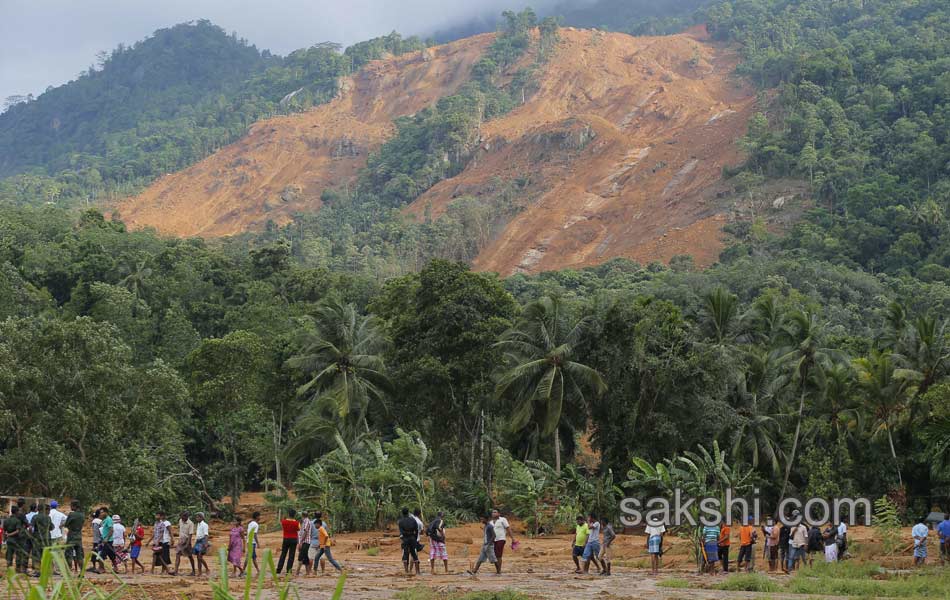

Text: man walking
xmin=173 ymin=511 xmax=196 ymax=576
xmin=427 ymin=511 xmax=448 ymax=574
xmin=276 ymin=509 xmax=299 ymax=575
xmin=296 ymin=511 xmax=314 ymax=576
xmin=572 ymin=515 xmax=589 ymax=574
xmin=582 ymin=512 xmax=602 ymax=574
xmin=468 ymin=513 xmax=496 ymax=577
xmin=152 ymin=511 xmax=172 ymax=575
xmin=398 ymin=508 xmax=420 ymax=575
xmin=194 ymin=513 xmax=210 ymax=577
xmin=491 ymin=509 xmax=512 ymax=574
xmin=599 ymin=516 xmax=616 ymax=576
xmin=246 ymin=511 xmax=261 ymax=575
xmin=311 ymin=515 xmax=343 ymax=574
xmin=98 ymin=508 xmax=116 ymax=572
xmin=717 ymin=520 xmax=731 ymax=573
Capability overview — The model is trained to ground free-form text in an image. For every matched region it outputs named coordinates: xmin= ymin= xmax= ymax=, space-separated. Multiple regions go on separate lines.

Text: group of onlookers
xmin=4 ymin=497 xmax=950 ymax=579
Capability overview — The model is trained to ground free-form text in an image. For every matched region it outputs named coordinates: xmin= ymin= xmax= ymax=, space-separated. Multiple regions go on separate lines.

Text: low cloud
xmin=1 ymin=0 xmax=583 ymax=101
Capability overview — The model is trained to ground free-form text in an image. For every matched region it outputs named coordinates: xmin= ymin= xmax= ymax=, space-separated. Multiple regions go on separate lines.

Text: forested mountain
xmin=0 ymin=21 xmax=423 ymax=205
xmin=2 ymin=2 xmax=950 ymax=527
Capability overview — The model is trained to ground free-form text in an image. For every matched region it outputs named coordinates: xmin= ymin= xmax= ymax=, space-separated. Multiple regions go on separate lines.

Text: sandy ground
xmin=6 ymin=511 xmax=935 ymax=600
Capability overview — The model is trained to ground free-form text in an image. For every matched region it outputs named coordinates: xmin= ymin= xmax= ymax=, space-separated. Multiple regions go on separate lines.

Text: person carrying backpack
xmin=427 ymin=511 xmax=448 ymax=574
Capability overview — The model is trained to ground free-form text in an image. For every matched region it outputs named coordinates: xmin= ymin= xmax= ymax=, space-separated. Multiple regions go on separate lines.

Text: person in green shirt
xmin=98 ymin=508 xmax=116 ymax=572
xmin=572 ymin=515 xmax=589 ymax=574
xmin=30 ymin=504 xmax=53 ymax=575
xmin=63 ymin=500 xmax=86 ymax=575
xmin=3 ymin=505 xmax=27 ymax=573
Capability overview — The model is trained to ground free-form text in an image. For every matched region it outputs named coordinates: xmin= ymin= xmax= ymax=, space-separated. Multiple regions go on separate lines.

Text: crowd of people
xmin=3 ymin=497 xmax=949 ymax=580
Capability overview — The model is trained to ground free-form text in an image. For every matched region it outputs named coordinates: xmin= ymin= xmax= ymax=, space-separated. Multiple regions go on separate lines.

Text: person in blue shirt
xmin=911 ymin=516 xmax=929 ymax=566
xmin=938 ymin=513 xmax=950 ymax=566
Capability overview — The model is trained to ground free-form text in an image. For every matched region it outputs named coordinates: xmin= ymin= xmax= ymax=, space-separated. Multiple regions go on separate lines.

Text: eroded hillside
xmin=118 ymin=27 xmax=754 ymax=273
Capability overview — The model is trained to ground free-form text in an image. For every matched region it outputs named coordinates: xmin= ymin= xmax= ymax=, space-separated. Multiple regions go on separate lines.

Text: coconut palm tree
xmin=853 ymin=349 xmax=919 ymax=488
xmin=730 ymin=347 xmax=784 ymax=475
xmin=900 ymin=315 xmax=950 ymax=398
xmin=494 ymin=296 xmax=606 ymax=473
xmin=287 ymin=299 xmax=391 ymax=441
xmin=775 ymin=309 xmax=843 ymax=501
xmin=702 ymin=286 xmax=739 ymax=345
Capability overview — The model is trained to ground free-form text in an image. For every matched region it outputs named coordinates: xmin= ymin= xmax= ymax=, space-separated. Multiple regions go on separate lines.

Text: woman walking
xmin=228 ymin=518 xmax=246 ymax=575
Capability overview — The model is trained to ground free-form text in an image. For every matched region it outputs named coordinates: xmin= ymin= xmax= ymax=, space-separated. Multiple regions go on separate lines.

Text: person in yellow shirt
xmin=572 ymin=515 xmax=589 ymax=574
xmin=309 ymin=515 xmax=343 ymax=573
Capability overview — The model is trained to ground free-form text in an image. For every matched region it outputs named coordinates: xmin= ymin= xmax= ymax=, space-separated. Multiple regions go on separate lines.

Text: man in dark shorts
xmin=491 ymin=509 xmax=512 ymax=574
xmin=3 ymin=505 xmax=27 ymax=573
xmin=63 ymin=500 xmax=86 ymax=575
xmin=398 ymin=507 xmax=420 ymax=574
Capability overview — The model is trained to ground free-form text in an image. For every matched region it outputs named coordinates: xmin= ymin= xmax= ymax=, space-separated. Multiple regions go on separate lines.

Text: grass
xmin=4 ymin=538 xmax=348 ymax=600
xmin=365 ymin=546 xmax=380 ymax=556
xmin=656 ymin=577 xmax=690 ymax=588
xmin=714 ymin=573 xmax=779 ymax=592
xmin=789 ymin=562 xmax=950 ymax=598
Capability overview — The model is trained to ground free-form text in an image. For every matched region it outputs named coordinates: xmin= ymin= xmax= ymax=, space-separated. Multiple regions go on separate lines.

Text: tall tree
xmin=495 ymin=296 xmax=606 ymax=473
xmin=287 ymin=299 xmax=391 ymax=441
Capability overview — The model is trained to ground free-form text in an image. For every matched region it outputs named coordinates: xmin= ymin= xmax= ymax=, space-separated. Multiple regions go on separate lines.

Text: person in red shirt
xmin=276 ymin=509 xmax=300 ymax=574
xmin=129 ymin=518 xmax=146 ymax=573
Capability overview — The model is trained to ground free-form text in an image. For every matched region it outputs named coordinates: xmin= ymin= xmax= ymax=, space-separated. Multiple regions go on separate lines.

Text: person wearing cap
xmin=48 ymin=500 xmax=67 ymax=544
xmin=736 ymin=516 xmax=757 ymax=572
xmin=112 ymin=515 xmax=126 ymax=553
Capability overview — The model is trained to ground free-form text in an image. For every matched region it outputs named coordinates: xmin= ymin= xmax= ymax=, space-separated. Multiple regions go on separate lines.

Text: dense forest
xmin=1 ymin=0 xmax=949 ymax=529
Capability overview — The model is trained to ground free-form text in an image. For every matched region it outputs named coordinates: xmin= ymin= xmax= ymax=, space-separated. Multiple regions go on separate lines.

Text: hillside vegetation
xmin=1 ymin=2 xmax=949 ymax=529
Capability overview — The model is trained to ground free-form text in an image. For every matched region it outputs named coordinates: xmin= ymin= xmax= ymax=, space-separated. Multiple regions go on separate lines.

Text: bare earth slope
xmin=118 ymin=27 xmax=754 ymax=274
xmin=116 ymin=35 xmax=493 ymax=236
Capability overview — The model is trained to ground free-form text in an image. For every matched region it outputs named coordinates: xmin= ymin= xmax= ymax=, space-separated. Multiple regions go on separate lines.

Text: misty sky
xmin=0 ymin=0 xmax=569 ymax=102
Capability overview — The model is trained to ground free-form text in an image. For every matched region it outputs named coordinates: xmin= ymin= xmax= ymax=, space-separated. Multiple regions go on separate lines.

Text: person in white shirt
xmin=112 ymin=516 xmax=127 ymax=550
xmin=491 ymin=509 xmax=514 ymax=574
xmin=245 ymin=511 xmax=261 ymax=575
xmin=194 ymin=512 xmax=211 ymax=576
xmin=48 ymin=501 xmax=67 ymax=541
xmin=412 ymin=508 xmax=425 ymax=543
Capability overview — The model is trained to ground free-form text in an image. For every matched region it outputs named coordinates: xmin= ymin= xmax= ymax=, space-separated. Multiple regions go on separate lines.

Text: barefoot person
xmin=645 ymin=516 xmax=665 ymax=575
xmin=398 ymin=507 xmax=420 ymax=575
xmin=295 ymin=511 xmax=313 ymax=577
xmin=468 ymin=513 xmax=496 ymax=577
xmin=599 ymin=516 xmax=615 ymax=576
xmin=63 ymin=501 xmax=85 ymax=575
xmin=228 ymin=518 xmax=246 ymax=576
xmin=194 ymin=513 xmax=211 ymax=577
xmin=717 ymin=520 xmax=731 ymax=573
xmin=151 ymin=511 xmax=172 ymax=575
xmin=737 ymin=517 xmax=757 ymax=572
xmin=129 ymin=519 xmax=146 ymax=574
xmin=702 ymin=521 xmax=721 ymax=574
xmin=822 ymin=522 xmax=838 ymax=562
xmin=427 ymin=511 xmax=448 ymax=574
xmin=912 ymin=515 xmax=929 ymax=566
xmin=276 ymin=509 xmax=299 ymax=575
xmin=571 ymin=515 xmax=589 ymax=574
xmin=939 ymin=513 xmax=950 ymax=565
xmin=582 ymin=512 xmax=602 ymax=574
xmin=245 ymin=512 xmax=261 ymax=575
xmin=173 ymin=511 xmax=196 ymax=576
xmin=491 ymin=509 xmax=513 ymax=574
